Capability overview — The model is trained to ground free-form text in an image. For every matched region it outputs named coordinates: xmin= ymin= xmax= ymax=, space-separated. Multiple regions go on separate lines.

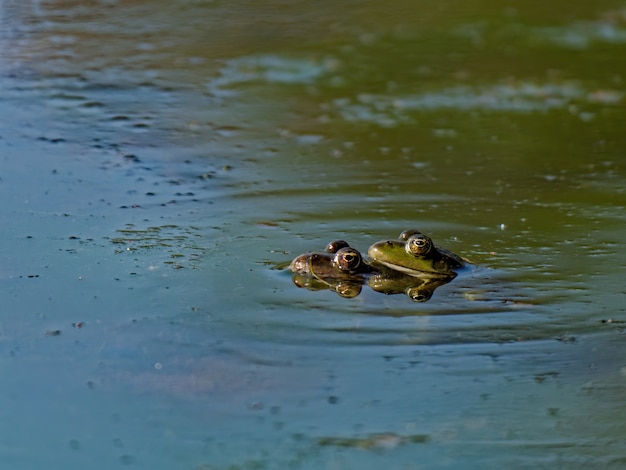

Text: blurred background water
xmin=1 ymin=1 xmax=625 ymax=468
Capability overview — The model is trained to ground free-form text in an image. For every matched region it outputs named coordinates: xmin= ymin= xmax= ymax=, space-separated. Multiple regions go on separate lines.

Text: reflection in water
xmin=368 ymin=270 xmax=453 ymax=302
xmin=292 ymin=269 xmax=453 ymax=302
xmin=333 ymin=81 xmax=623 ymax=127
xmin=208 ymin=54 xmax=337 ymax=97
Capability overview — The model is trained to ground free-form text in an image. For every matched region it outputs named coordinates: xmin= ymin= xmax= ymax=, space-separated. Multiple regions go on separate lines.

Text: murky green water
xmin=1 ymin=1 xmax=625 ymax=468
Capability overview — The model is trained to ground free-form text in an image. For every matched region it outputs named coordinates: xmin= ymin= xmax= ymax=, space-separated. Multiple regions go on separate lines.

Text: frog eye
xmin=405 ymin=234 xmax=433 ymax=256
xmin=334 ymin=247 xmax=362 ymax=271
xmin=399 ymin=229 xmax=422 ymax=241
xmin=326 ymin=240 xmax=350 ymax=253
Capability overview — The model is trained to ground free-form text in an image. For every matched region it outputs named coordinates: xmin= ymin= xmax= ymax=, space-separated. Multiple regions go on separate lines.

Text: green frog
xmin=367 ymin=229 xmax=465 ymax=279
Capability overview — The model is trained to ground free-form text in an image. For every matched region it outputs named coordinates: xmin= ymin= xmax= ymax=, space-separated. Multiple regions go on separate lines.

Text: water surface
xmin=1 ymin=1 xmax=625 ymax=468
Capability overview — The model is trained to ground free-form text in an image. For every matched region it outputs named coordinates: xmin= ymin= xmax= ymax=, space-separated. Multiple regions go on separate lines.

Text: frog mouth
xmin=370 ymin=259 xmax=456 ymax=279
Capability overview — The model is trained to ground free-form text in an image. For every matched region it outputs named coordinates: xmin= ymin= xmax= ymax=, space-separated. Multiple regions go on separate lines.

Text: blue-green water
xmin=1 ymin=1 xmax=625 ymax=468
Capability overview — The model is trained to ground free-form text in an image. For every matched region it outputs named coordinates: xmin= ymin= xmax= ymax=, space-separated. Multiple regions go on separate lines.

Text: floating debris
xmin=318 ymin=433 xmax=430 ymax=450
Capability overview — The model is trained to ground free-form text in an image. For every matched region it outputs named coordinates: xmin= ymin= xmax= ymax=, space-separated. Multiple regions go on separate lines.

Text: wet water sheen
xmin=1 ymin=1 xmax=626 ymax=469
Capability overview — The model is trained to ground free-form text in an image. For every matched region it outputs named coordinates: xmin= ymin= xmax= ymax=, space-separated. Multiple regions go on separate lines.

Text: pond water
xmin=1 ymin=1 xmax=626 ymax=468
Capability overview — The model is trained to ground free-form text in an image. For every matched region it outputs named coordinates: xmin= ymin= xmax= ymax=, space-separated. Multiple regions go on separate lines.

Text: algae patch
xmin=108 ymin=224 xmax=206 ymax=269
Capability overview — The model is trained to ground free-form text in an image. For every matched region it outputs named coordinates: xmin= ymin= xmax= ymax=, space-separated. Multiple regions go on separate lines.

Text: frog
xmin=289 ymin=240 xmax=371 ymax=298
xmin=367 ymin=229 xmax=465 ymax=279
xmin=289 ymin=240 xmax=372 ymax=279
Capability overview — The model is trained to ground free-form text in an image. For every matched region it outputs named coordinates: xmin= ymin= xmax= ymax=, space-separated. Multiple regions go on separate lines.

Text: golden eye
xmin=405 ymin=234 xmax=433 ymax=256
xmin=334 ymin=247 xmax=362 ymax=271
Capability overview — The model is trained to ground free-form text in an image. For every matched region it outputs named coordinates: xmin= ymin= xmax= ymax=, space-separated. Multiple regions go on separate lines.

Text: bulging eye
xmin=334 ymin=247 xmax=362 ymax=271
xmin=405 ymin=234 xmax=433 ymax=256
xmin=399 ymin=229 xmax=422 ymax=241
xmin=326 ymin=240 xmax=350 ymax=253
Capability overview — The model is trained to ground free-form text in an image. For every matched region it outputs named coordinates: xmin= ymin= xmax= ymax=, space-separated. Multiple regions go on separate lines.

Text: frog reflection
xmin=367 ymin=269 xmax=453 ymax=302
xmin=291 ymin=272 xmax=365 ymax=298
